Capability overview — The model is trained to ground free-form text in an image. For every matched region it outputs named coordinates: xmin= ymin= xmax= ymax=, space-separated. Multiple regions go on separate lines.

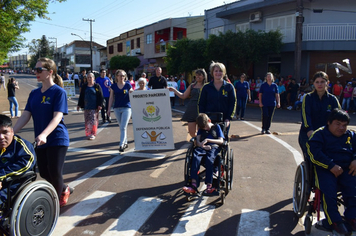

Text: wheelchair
xmin=293 ymin=156 xmax=345 ymax=235
xmin=0 ymin=170 xmax=59 ymax=236
xmin=183 ymin=112 xmax=234 ymax=205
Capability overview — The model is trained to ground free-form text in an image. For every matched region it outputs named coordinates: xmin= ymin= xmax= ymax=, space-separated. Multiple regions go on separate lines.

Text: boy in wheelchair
xmin=183 ymin=113 xmax=224 ymax=195
xmin=307 ymin=109 xmax=356 ymax=234
xmin=0 ymin=114 xmax=36 ymax=206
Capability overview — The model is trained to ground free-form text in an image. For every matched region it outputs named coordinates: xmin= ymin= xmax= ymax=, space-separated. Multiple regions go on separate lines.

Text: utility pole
xmin=294 ymin=0 xmax=304 ymax=82
xmin=83 ymin=18 xmax=95 ymax=72
xmin=48 ymin=37 xmax=57 ymax=66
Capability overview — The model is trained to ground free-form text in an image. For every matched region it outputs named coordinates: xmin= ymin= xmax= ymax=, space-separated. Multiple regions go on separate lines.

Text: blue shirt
xmin=25 ymin=84 xmax=69 ymax=148
xmin=96 ymin=77 xmax=111 ymax=97
xmin=278 ymin=84 xmax=286 ymax=94
xmin=111 ymin=82 xmax=132 ymax=108
xmin=260 ymin=82 xmax=279 ymax=107
xmin=197 ymin=124 xmax=224 ymax=145
xmin=234 ymin=81 xmax=249 ymax=98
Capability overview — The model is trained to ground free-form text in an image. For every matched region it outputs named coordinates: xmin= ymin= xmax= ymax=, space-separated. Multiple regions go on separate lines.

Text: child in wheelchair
xmin=0 ymin=114 xmax=36 ymax=207
xmin=183 ymin=113 xmax=224 ymax=195
xmin=307 ymin=109 xmax=356 ymax=235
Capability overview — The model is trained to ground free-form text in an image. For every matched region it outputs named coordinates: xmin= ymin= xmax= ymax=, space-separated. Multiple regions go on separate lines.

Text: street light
xmin=71 ymin=33 xmax=92 ymax=71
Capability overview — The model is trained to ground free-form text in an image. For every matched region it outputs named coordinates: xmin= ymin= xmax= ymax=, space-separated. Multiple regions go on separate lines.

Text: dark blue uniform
xmin=198 ymin=80 xmax=236 ymax=122
xmin=234 ymin=81 xmax=249 ymax=119
xmin=0 ymin=136 xmax=36 ymax=203
xmin=307 ymin=127 xmax=356 ymax=225
xmin=299 ymin=91 xmax=340 ymax=154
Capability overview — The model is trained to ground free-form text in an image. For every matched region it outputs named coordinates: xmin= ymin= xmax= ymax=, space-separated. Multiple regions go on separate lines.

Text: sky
xmin=12 ymin=0 xmax=234 ymax=56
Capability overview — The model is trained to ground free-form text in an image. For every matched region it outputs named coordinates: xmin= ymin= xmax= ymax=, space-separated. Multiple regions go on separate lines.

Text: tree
xmin=28 ymin=35 xmax=53 ymax=68
xmin=207 ymin=30 xmax=283 ymax=73
xmin=165 ymin=38 xmax=208 ymax=76
xmin=110 ymin=55 xmax=140 ymax=72
xmin=0 ymin=0 xmax=66 ymax=63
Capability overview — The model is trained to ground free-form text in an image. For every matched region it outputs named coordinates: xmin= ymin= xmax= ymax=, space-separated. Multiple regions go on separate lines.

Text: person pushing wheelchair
xmin=307 ymin=109 xmax=356 ymax=234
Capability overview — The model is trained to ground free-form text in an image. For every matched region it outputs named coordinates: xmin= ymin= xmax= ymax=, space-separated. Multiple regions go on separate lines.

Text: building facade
xmin=206 ymin=0 xmax=356 ymax=82
xmin=8 ymin=54 xmax=30 ymax=72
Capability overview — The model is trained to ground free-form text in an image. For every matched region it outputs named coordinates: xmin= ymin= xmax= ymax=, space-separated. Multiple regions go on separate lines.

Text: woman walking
xmin=13 ymin=57 xmax=72 ymax=207
xmin=7 ymin=78 xmax=19 ymax=118
xmin=107 ymin=69 xmax=133 ymax=152
xmin=234 ymin=73 xmax=251 ymax=120
xmin=178 ymin=75 xmax=187 ymax=106
xmin=259 ymin=72 xmax=280 ymax=134
xmin=169 ymin=69 xmax=207 ymax=137
xmin=77 ymin=72 xmax=104 ymax=140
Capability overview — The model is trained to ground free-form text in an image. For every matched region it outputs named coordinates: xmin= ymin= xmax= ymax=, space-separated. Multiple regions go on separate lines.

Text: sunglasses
xmin=34 ymin=67 xmax=48 ymax=73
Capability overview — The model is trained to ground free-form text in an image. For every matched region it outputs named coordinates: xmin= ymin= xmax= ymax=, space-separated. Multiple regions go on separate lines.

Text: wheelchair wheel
xmin=11 ymin=180 xmax=59 ymax=236
xmin=184 ymin=143 xmax=194 ymax=184
xmin=304 ymin=214 xmax=312 ymax=235
xmin=293 ymin=162 xmax=310 ymax=218
xmin=228 ymin=148 xmax=233 ymax=190
xmin=220 ymin=191 xmax=225 ymax=205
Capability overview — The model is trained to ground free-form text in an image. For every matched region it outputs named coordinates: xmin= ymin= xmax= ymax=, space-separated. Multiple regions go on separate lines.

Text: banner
xmin=130 ymin=89 xmax=174 ymax=150
xmin=63 ymin=80 xmax=76 ymax=98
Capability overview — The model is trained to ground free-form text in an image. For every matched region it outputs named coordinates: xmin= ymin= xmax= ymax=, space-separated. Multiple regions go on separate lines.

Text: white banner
xmin=63 ymin=80 xmax=76 ymax=98
xmin=130 ymin=89 xmax=174 ymax=150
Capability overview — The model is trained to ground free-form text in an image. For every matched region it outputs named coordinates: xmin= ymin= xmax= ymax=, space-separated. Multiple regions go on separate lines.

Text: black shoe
xmin=102 ymin=119 xmax=106 ymax=124
xmin=261 ymin=129 xmax=266 ymax=134
xmin=107 ymin=118 xmax=112 ymax=123
xmin=265 ymin=130 xmax=271 ymax=134
xmin=119 ymin=146 xmax=124 ymax=152
xmin=331 ymin=222 xmax=348 ymax=235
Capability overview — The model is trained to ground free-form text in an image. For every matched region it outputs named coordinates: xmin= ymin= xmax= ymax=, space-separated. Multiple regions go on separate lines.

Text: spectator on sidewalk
xmin=167 ymin=76 xmax=178 ymax=108
xmin=177 ymin=75 xmax=187 ymax=106
xmin=0 ymin=73 xmax=6 ymax=91
xmin=332 ymin=80 xmax=343 ymax=102
xmin=293 ymin=90 xmax=305 ymax=110
xmin=7 ymin=78 xmax=20 ymax=118
xmin=342 ymin=82 xmax=353 ymax=112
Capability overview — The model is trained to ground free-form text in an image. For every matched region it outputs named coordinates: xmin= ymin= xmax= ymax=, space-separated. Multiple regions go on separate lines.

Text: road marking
xmin=123 ymin=151 xmax=166 ymax=159
xmin=68 ymin=154 xmax=124 ymax=188
xmin=68 ymin=147 xmax=119 ymax=156
xmin=172 ymin=197 xmax=215 ymax=236
xmin=237 ymin=209 xmax=270 ymax=236
xmin=149 ymin=143 xmax=190 ymax=178
xmin=101 ymin=197 xmax=162 ymax=236
xmin=52 ymin=190 xmax=116 ymax=236
xmin=244 ymin=121 xmax=303 ymax=165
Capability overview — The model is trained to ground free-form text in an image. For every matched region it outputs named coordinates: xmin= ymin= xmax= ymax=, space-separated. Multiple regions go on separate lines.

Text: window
xmin=117 ymin=43 xmax=123 ymax=52
xmin=109 ymin=45 xmax=113 ymax=54
xmin=146 ymin=34 xmax=153 ymax=44
xmin=131 ymin=39 xmax=134 ymax=49
xmin=137 ymin=38 xmax=140 ymax=48
xmin=177 ymin=31 xmax=183 ymax=39
xmin=266 ymin=14 xmax=295 ymax=43
xmin=210 ymin=26 xmax=224 ymax=36
xmin=236 ymin=23 xmax=250 ymax=32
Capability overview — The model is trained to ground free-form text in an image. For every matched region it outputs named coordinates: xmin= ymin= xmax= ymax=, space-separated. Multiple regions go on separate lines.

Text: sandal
xmin=202 ymin=186 xmax=218 ymax=196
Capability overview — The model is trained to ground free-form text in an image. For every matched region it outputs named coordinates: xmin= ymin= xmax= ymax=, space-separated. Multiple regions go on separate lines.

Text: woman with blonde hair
xmin=13 ymin=57 xmax=72 ymax=207
xmin=108 ymin=69 xmax=133 ymax=152
xmin=198 ymin=61 xmax=236 ymax=135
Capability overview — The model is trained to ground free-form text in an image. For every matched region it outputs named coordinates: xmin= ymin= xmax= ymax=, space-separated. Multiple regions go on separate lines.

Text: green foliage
xmin=207 ymin=29 xmax=283 ymax=73
xmin=110 ymin=55 xmax=141 ymax=72
xmin=0 ymin=0 xmax=66 ymax=61
xmin=165 ymin=38 xmax=208 ymax=75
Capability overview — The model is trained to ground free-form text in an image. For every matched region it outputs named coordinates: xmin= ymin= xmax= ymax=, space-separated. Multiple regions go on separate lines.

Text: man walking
xmin=96 ymin=69 xmax=112 ymax=123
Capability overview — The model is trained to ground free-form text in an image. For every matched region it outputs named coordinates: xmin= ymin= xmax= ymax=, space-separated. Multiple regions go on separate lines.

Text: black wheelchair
xmin=293 ymin=156 xmax=345 ymax=235
xmin=183 ymin=112 xmax=234 ymax=205
xmin=0 ymin=170 xmax=59 ymax=236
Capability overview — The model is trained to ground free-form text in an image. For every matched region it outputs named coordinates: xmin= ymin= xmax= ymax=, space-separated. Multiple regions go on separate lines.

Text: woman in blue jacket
xmin=299 ymin=71 xmax=340 ymax=155
xmin=198 ymin=61 xmax=236 ymax=135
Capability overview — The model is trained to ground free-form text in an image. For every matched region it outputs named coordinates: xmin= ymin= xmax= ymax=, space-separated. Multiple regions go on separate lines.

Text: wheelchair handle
xmin=4 ymin=171 xmax=36 ymax=183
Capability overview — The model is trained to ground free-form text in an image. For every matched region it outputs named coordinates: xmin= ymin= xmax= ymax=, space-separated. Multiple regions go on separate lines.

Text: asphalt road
xmin=1 ymin=73 xmax=356 ymax=236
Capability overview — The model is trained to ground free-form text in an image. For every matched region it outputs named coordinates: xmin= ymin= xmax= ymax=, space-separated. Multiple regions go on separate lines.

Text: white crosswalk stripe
xmin=101 ymin=197 xmax=162 ymax=236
